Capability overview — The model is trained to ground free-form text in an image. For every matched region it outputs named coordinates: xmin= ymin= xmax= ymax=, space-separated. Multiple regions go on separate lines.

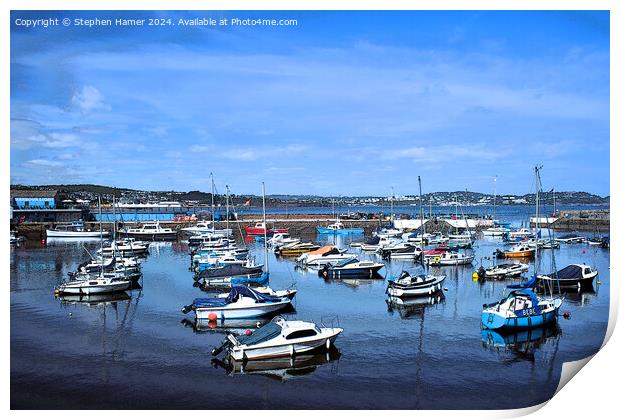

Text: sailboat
xmin=55 ymin=197 xmax=131 ymax=296
xmin=482 ymin=176 xmax=510 ymax=236
xmin=481 ymin=166 xmax=563 ymax=330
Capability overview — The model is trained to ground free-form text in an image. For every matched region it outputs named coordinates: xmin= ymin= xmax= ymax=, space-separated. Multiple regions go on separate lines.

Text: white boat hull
xmin=195 ymin=301 xmax=290 ymax=320
xmin=230 ymin=330 xmax=342 ymax=361
xmin=47 ymin=230 xmax=110 ymax=238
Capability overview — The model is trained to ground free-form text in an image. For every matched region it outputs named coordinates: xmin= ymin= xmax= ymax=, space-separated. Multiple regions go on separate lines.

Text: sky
xmin=10 ymin=10 xmax=610 ymax=197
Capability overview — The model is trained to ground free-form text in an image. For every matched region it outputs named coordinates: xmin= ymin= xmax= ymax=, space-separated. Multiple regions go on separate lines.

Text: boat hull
xmin=316 ymin=227 xmax=364 ymax=235
xmin=481 ymin=309 xmax=559 ymax=330
xmin=46 ymin=230 xmax=110 ymax=238
xmin=56 ymin=280 xmax=131 ymax=295
xmin=195 ymin=300 xmax=290 ymax=320
xmin=229 ymin=330 xmax=342 ymax=361
xmin=124 ymin=232 xmax=177 ymax=241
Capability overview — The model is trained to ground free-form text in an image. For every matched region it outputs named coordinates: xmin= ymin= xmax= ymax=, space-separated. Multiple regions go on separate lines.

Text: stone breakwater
xmin=551 ymin=210 xmax=610 ymax=232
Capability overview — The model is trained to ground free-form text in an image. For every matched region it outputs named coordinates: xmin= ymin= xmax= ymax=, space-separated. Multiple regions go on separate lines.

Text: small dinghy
xmin=318 ymin=258 xmax=384 ymax=279
xmin=386 ymin=271 xmax=445 ymax=297
xmin=182 ymin=285 xmax=291 ymax=320
xmin=477 ymin=263 xmax=529 ymax=280
xmin=481 ymin=289 xmax=562 ymax=330
xmin=212 ymin=316 xmax=343 ymax=361
xmin=536 ymin=264 xmax=598 ymax=290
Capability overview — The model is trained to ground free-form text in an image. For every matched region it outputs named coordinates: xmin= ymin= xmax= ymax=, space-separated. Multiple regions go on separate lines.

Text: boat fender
xmin=245 ymin=329 xmax=252 ymax=336
xmin=326 ymin=338 xmax=330 ymax=350
xmin=208 ymin=312 xmax=218 ymax=321
xmin=563 ymin=311 xmax=571 ymax=320
xmin=289 ymin=345 xmax=295 ymax=357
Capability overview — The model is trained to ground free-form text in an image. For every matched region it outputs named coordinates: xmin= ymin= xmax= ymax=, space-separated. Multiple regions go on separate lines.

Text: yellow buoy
xmin=472 ymin=272 xmax=479 ymax=281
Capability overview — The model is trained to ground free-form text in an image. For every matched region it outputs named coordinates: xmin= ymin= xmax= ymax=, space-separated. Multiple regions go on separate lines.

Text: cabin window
xmin=584 ymin=268 xmax=591 ymax=274
xmin=285 ymin=329 xmax=318 ymax=340
xmin=514 ymin=298 xmax=526 ymax=311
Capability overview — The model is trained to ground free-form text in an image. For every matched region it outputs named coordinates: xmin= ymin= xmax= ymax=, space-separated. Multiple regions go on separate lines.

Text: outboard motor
xmin=181 ymin=303 xmax=195 ymax=314
xmin=477 ymin=266 xmax=486 ymax=280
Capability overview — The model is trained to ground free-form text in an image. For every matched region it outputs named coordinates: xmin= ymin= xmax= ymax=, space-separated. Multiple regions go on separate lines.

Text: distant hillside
xmin=10 ymin=184 xmax=609 ymax=206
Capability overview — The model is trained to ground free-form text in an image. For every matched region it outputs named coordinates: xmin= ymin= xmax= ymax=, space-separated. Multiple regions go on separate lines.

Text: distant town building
xmin=10 ymin=189 xmax=58 ymax=209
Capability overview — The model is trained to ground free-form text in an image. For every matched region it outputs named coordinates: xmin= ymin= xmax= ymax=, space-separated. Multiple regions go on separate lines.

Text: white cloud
xmin=72 ymin=86 xmax=109 ymax=113
xmin=190 ymin=144 xmax=210 ymax=153
xmin=220 ymin=144 xmax=308 ymax=161
xmin=24 ymin=159 xmax=63 ymax=167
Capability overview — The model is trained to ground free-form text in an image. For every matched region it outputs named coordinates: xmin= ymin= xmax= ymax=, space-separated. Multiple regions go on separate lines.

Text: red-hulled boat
xmin=244 ymin=222 xmax=288 ymax=236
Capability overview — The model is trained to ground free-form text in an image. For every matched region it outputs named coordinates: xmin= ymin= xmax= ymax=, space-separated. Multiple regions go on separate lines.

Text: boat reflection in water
xmin=386 ymin=292 xmax=445 ymax=318
xmin=181 ymin=317 xmax=271 ymax=335
xmin=481 ymin=324 xmax=562 ymax=362
xmin=323 ymin=275 xmax=384 ymax=289
xmin=211 ymin=350 xmax=341 ymax=382
xmin=57 ymin=291 xmax=131 ymax=306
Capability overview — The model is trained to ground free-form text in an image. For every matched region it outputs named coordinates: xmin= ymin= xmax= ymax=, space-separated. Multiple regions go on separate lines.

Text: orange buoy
xmin=208 ymin=312 xmax=217 ymax=321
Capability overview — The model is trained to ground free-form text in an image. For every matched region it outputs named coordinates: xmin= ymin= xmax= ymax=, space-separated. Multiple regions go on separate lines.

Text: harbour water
xmin=10 ymin=217 xmax=609 ymax=409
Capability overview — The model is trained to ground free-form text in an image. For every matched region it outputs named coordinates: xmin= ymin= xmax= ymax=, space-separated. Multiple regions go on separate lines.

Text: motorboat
xmin=188 ymin=233 xmax=231 ymax=247
xmin=537 ymin=264 xmax=598 ymax=290
xmin=274 ymin=242 xmax=321 ymax=257
xmin=386 ymin=271 xmax=445 ymax=297
xmin=181 ymin=221 xmax=233 ymax=237
xmin=182 ymin=285 xmax=291 ymax=320
xmin=481 ymin=289 xmax=562 ymax=330
xmin=317 ymin=257 xmax=384 ymax=279
xmin=195 ymin=263 xmax=264 ymax=281
xmin=482 ymin=226 xmax=510 ymax=237
xmin=54 ymin=273 xmax=131 ymax=295
xmin=267 ymin=232 xmax=299 ymax=247
xmin=477 ymin=263 xmax=529 ymax=280
xmin=425 ymin=251 xmax=474 ymax=266
xmin=213 ymin=315 xmax=343 ymax=361
xmin=296 ymin=246 xmax=355 ymax=266
xmin=374 ymin=227 xmax=402 ymax=239
xmin=509 ymin=228 xmax=534 ymax=239
xmin=244 ymin=222 xmax=288 ymax=236
xmin=556 ymin=234 xmax=586 ymax=244
xmin=122 ymin=221 xmax=177 ymax=241
xmin=46 ymin=221 xmax=110 ymax=238
xmin=316 ymin=222 xmax=364 ymax=235
xmin=379 ymin=243 xmax=422 ymax=260
xmin=495 ymin=244 xmax=535 ymax=259
xmin=360 ymin=236 xmax=384 ymax=252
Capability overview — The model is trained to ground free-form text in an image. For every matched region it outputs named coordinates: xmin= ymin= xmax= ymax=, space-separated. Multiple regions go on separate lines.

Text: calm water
xmin=11 ymin=221 xmax=609 ymax=409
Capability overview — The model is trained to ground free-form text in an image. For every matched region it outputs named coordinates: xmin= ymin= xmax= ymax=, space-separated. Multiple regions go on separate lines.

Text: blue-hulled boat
xmin=318 ymin=257 xmax=384 ymax=279
xmin=316 ymin=222 xmax=364 ymax=235
xmin=182 ymin=284 xmax=291 ymax=320
xmin=481 ymin=289 xmax=562 ymax=330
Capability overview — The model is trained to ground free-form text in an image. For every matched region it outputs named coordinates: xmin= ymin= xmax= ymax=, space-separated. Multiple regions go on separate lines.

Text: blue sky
xmin=10 ymin=10 xmax=610 ymax=196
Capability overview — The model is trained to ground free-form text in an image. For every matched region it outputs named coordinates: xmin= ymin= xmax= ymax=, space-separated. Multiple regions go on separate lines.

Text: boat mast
xmin=262 ymin=182 xmax=269 ymax=273
xmin=210 ymin=172 xmax=215 ymax=233
xmin=418 ymin=176 xmax=425 ymax=239
xmin=493 ymin=176 xmax=497 ymax=222
xmin=390 ymin=186 xmax=394 ymax=224
xmin=225 ymin=185 xmax=230 ymax=233
xmin=98 ymin=196 xmax=103 ymax=276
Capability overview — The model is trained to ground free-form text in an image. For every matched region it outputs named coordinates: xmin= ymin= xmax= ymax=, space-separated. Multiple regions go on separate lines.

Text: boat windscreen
xmin=236 ymin=322 xmax=283 ymax=346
